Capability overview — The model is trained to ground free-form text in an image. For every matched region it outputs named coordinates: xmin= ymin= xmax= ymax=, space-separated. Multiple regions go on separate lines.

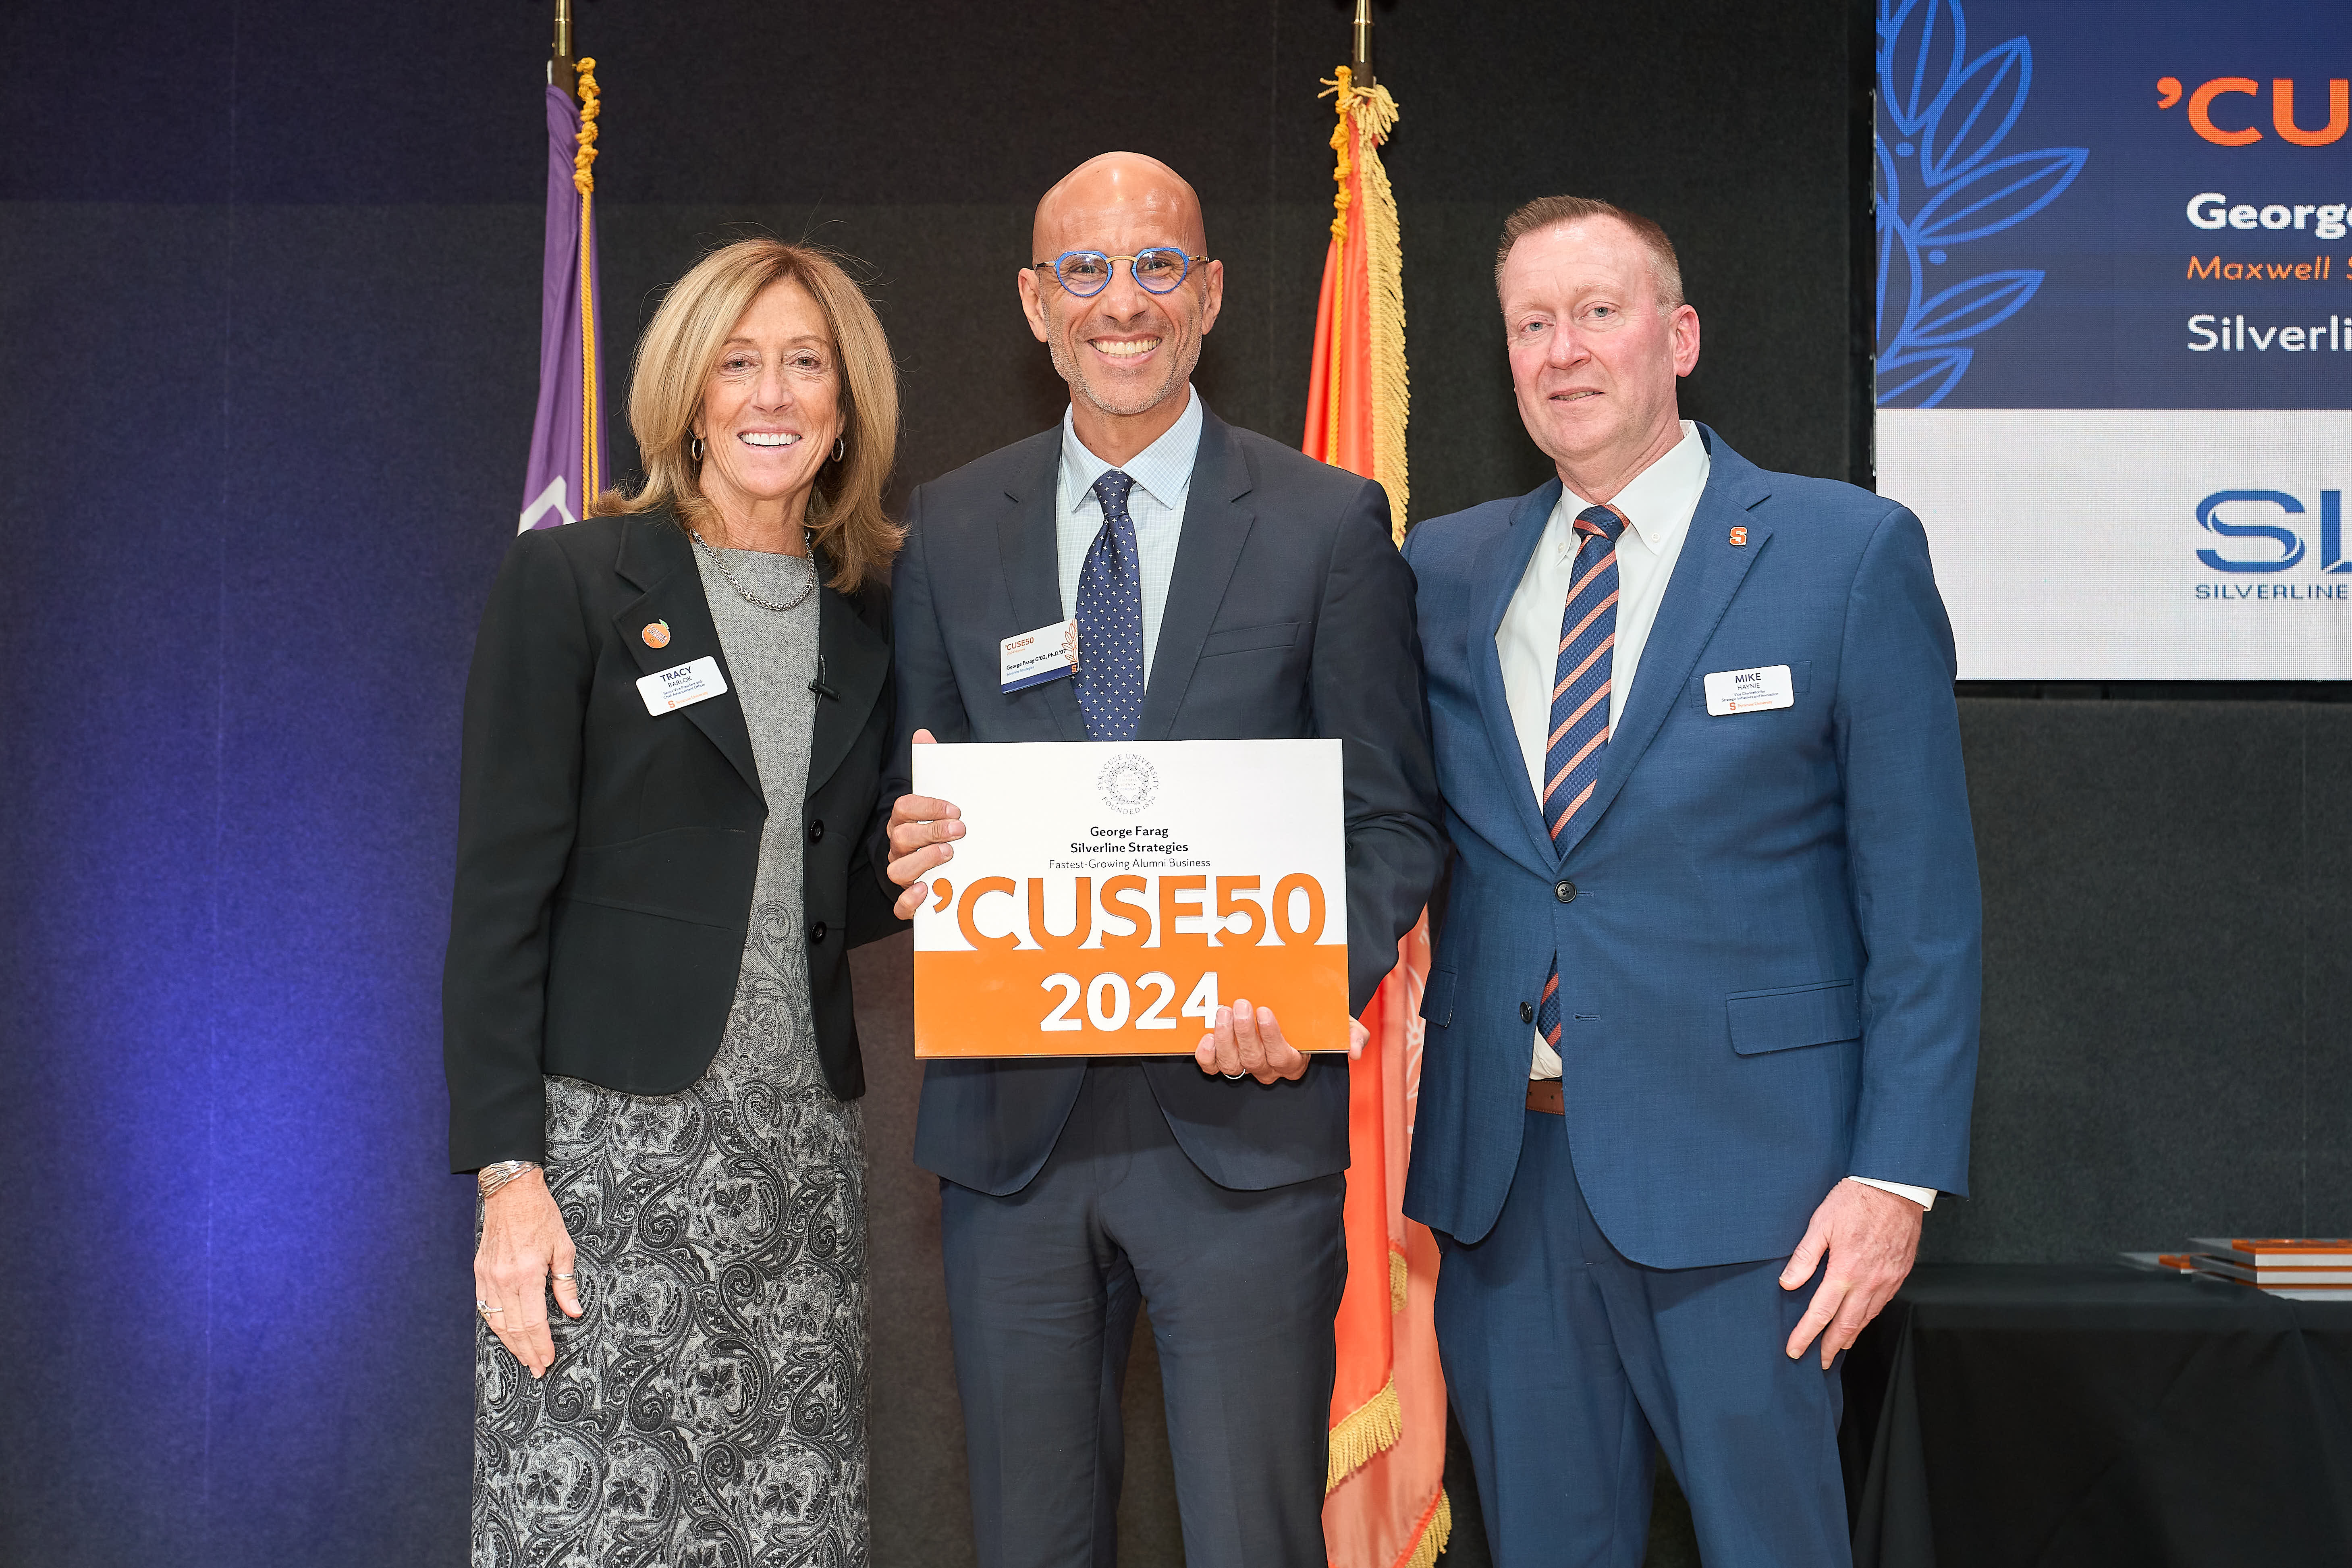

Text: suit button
xmin=1555 ymin=880 xmax=1577 ymax=903
xmin=808 ymin=922 xmax=828 ymax=944
xmin=807 ymin=818 xmax=825 ymax=843
xmin=1520 ymin=1001 xmax=1535 ymax=1024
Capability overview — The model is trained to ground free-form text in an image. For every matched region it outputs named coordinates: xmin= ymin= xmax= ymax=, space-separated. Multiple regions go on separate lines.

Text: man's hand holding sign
xmin=886 ymin=730 xmax=1361 ymax=1080
xmin=884 ymin=729 xmax=963 ymax=919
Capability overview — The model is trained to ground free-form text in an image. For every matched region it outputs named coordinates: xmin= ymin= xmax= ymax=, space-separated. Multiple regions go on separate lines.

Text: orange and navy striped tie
xmin=1535 ymin=503 xmax=1626 ymax=1055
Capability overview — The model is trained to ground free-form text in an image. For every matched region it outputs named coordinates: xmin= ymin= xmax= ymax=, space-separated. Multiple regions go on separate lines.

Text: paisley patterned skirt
xmin=471 ymin=974 xmax=868 ymax=1568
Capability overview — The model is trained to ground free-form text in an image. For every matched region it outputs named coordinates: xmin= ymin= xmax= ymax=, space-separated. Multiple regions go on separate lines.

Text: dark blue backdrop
xmin=0 ymin=7 xmax=538 ymax=1558
xmin=9 ymin=6 xmax=2344 ymax=1567
xmin=0 ymin=4 xmax=1871 ymax=1562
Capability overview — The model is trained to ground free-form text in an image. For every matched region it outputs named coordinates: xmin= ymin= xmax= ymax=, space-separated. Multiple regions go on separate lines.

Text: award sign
xmin=911 ymin=738 xmax=1349 ymax=1057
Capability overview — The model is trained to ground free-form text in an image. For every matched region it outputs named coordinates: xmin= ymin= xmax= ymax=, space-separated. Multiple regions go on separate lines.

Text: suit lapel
xmin=1138 ymin=409 xmax=1253 ymax=741
xmin=997 ymin=436 xmax=1088 ymax=742
xmin=614 ymin=516 xmax=763 ymax=800
xmin=1558 ymin=428 xmax=1773 ymax=859
xmin=807 ymin=558 xmax=890 ymax=796
xmin=1469 ymin=480 xmax=1566 ymax=874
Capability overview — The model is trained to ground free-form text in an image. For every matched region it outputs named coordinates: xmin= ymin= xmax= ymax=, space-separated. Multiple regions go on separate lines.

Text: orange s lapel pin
xmin=1728 ymin=526 xmax=1748 ymax=547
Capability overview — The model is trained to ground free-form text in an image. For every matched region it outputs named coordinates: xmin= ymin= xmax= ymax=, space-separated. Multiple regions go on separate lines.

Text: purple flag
xmin=520 ymin=80 xmax=608 ymax=532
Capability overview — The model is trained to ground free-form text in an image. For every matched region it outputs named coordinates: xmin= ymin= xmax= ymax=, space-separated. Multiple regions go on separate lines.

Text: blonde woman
xmin=444 ymin=238 xmax=903 ymax=1564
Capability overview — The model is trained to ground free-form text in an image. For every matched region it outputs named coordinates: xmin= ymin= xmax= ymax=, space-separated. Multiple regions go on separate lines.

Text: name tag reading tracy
xmin=636 ymin=656 xmax=729 ymax=715
xmin=1703 ymin=663 xmax=1795 ymax=715
xmin=1001 ymin=619 xmax=1080 ymax=693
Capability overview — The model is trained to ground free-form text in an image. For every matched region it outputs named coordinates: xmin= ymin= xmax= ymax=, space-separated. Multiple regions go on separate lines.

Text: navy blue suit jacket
xmin=1399 ymin=428 xmax=1981 ymax=1267
xmin=880 ymin=405 xmax=1446 ymax=1195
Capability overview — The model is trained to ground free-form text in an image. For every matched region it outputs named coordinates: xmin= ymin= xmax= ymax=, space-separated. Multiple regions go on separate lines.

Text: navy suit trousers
xmin=1434 ymin=1109 xmax=1851 ymax=1568
xmin=940 ymin=1061 xmax=1346 ymax=1568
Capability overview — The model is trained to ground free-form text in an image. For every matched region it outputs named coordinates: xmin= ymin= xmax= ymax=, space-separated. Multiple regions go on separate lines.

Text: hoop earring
xmin=690 ymin=436 xmax=705 ymax=462
xmin=831 ymin=437 xmax=846 ymax=463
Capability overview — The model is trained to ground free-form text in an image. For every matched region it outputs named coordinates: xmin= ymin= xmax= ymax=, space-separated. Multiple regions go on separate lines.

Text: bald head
xmin=1033 ymin=152 xmax=1208 ymax=261
xmin=1018 ymin=151 xmax=1223 ymax=461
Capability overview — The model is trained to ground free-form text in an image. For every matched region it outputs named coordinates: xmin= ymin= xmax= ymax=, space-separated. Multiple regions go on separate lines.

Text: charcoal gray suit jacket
xmin=444 ymin=513 xmax=902 ymax=1173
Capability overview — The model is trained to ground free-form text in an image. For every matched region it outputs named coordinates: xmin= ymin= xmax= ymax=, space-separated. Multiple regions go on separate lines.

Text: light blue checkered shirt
xmin=1056 ymin=387 xmax=1202 ymax=683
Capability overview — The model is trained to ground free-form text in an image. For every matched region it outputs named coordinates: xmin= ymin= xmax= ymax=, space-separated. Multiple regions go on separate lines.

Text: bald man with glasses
xmin=874 ymin=152 xmax=1444 ymax=1568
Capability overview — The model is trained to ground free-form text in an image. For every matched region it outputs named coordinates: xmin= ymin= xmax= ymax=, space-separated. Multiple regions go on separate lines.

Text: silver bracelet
xmin=477 ymin=1159 xmax=542 ymax=1200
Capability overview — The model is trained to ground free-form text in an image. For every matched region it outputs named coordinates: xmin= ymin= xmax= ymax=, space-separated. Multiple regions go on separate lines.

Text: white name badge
xmin=637 ymin=656 xmax=729 ymax=715
xmin=1001 ymin=619 xmax=1080 ymax=693
xmin=1703 ymin=663 xmax=1794 ymax=716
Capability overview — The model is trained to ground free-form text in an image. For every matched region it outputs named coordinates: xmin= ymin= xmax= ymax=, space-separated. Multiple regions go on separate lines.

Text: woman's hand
xmin=473 ymin=1169 xmax=582 ymax=1378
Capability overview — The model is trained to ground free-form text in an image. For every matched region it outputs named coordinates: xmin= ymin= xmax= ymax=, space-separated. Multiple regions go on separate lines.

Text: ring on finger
xmin=551 ymin=1271 xmax=577 ymax=1281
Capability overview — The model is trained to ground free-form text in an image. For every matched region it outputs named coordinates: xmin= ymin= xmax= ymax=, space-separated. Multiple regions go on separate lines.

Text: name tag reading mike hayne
xmin=911 ymin=737 xmax=1349 ymax=1058
xmin=1704 ymin=663 xmax=1794 ymax=716
xmin=1001 ymin=619 xmax=1079 ymax=693
xmin=637 ymin=656 xmax=729 ymax=715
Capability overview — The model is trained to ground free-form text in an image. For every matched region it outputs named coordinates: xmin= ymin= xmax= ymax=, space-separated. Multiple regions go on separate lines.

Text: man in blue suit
xmin=1401 ymin=196 xmax=1980 ymax=1566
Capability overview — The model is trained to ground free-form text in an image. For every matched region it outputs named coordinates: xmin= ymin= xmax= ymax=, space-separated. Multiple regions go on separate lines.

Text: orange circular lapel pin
xmin=642 ymin=620 xmax=672 ymax=649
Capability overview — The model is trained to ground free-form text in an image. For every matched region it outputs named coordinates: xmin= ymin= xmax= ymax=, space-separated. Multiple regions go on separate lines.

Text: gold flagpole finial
xmin=550 ymin=0 xmax=578 ymax=101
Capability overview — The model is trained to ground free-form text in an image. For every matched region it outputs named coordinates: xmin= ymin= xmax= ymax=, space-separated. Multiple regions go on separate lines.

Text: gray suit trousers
xmin=940 ymin=1061 xmax=1347 ymax=1568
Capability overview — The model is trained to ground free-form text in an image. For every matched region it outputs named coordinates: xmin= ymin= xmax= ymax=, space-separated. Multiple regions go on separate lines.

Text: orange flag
xmin=1304 ymin=66 xmax=1451 ymax=1568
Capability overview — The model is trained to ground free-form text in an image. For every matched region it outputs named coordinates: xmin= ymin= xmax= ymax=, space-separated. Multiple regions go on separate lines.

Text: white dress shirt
xmin=1056 ymin=386 xmax=1202 ymax=682
xmin=1496 ymin=422 xmax=1933 ymax=1209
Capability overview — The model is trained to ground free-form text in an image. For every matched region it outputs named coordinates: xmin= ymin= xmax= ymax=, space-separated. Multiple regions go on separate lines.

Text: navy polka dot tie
xmin=1075 ymin=469 xmax=1145 ymax=743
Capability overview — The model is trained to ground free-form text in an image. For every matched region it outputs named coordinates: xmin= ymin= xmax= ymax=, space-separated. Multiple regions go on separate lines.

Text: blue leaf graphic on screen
xmin=1918 ymin=38 xmax=2030 ymax=184
xmin=1911 ymin=150 xmax=2086 ymax=245
xmin=1879 ymin=347 xmax=1974 ymax=409
xmin=1875 ymin=0 xmax=2084 ymax=406
xmin=1880 ymin=0 xmax=1966 ymax=135
xmin=1908 ymin=270 xmax=2044 ymax=345
xmin=1877 ymin=217 xmax=1923 ymax=355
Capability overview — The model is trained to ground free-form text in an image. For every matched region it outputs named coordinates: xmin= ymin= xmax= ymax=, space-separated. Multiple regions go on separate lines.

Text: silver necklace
xmin=689 ymin=525 xmax=818 ymax=612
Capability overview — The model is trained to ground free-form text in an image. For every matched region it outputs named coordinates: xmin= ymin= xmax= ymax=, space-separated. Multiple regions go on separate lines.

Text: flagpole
xmin=1312 ymin=10 xmax=1446 ymax=1565
xmin=550 ymin=0 xmax=577 ymax=100
xmin=519 ymin=0 xmax=605 ymax=531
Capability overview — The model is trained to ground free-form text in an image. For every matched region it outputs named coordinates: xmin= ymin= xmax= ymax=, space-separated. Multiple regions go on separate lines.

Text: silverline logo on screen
xmin=2192 ymin=490 xmax=2352 ymax=602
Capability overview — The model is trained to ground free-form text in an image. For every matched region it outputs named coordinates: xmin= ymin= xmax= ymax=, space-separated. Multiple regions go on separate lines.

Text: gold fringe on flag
xmin=1389 ymin=1245 xmax=1410 ymax=1316
xmin=573 ymin=58 xmax=603 ymax=504
xmin=1326 ymin=1375 xmax=1403 ymax=1494
xmin=1320 ymin=79 xmax=1354 ymax=465
xmin=1319 ymin=67 xmax=1410 ymax=541
xmin=1400 ymin=1489 xmax=1453 ymax=1568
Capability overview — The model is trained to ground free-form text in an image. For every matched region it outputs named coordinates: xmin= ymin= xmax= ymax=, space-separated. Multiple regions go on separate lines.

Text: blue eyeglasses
xmin=1032 ymin=248 xmax=1208 ymax=298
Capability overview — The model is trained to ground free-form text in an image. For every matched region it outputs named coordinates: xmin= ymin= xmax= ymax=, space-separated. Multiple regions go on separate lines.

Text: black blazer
xmin=444 ymin=511 xmax=903 ymax=1173
xmin=880 ymin=404 xmax=1446 ymax=1195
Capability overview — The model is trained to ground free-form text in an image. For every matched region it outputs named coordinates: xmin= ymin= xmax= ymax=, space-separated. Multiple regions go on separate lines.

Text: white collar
xmin=1558 ymin=420 xmax=1708 ymax=555
xmin=1060 ymin=386 xmax=1204 ymax=512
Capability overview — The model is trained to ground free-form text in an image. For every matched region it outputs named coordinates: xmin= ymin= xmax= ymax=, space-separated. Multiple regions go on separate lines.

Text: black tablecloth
xmin=1838 ymin=1264 xmax=2352 ymax=1566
